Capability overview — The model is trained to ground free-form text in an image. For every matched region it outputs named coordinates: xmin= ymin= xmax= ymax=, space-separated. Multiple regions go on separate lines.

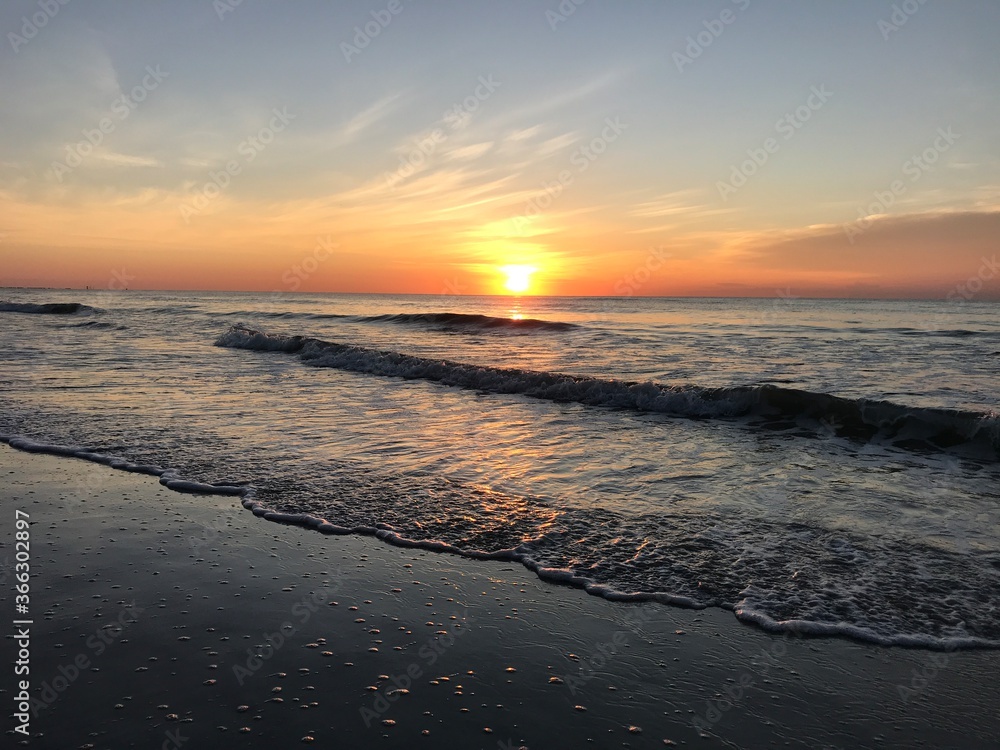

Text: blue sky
xmin=1 ymin=0 xmax=998 ymax=296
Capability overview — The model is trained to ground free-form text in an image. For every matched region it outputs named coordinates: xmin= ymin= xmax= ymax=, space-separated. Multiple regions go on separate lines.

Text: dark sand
xmin=1 ymin=444 xmax=997 ymax=749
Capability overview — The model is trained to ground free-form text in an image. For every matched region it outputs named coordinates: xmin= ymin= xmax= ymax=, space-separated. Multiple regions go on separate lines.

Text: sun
xmin=500 ymin=265 xmax=536 ymax=294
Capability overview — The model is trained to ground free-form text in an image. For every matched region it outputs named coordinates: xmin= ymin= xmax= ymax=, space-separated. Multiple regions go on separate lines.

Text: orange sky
xmin=2 ymin=190 xmax=997 ymax=299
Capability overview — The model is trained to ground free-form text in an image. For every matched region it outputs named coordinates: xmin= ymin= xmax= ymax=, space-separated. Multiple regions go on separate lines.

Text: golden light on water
xmin=500 ymin=265 xmax=537 ymax=294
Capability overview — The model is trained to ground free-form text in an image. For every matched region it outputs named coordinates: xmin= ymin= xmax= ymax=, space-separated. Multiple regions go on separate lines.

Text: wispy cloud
xmin=536 ymin=132 xmax=579 ymax=157
xmin=445 ymin=142 xmax=494 ymax=161
xmin=91 ymin=151 xmax=163 ymax=168
xmin=339 ymin=93 xmax=404 ymax=142
xmin=505 ymin=125 xmax=543 ymax=142
xmin=505 ymin=70 xmax=624 ymax=122
xmin=628 ymin=189 xmax=739 ymax=230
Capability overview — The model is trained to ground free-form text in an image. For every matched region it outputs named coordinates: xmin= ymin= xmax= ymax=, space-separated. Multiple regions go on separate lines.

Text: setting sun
xmin=500 ymin=265 xmax=537 ymax=294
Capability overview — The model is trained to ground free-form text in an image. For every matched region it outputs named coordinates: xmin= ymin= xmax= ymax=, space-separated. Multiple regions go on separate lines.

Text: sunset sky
xmin=1 ymin=0 xmax=998 ymax=297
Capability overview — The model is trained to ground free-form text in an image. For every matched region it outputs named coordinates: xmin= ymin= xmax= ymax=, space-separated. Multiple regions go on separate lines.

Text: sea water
xmin=1 ymin=291 xmax=998 ymax=648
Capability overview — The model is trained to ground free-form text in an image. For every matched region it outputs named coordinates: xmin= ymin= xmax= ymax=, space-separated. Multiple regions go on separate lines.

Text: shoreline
xmin=3 ymin=435 xmax=994 ymax=652
xmin=1 ymin=444 xmax=998 ymax=748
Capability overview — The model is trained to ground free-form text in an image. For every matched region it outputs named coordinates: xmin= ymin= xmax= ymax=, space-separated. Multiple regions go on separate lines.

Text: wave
xmin=211 ymin=310 xmax=577 ymax=332
xmin=355 ymin=312 xmax=579 ymax=332
xmin=2 ymin=431 xmax=996 ymax=650
xmin=212 ymin=310 xmax=351 ymax=320
xmin=898 ymin=328 xmax=996 ymax=339
xmin=68 ymin=320 xmax=125 ymax=330
xmin=216 ymin=325 xmax=1000 ymax=458
xmin=0 ymin=301 xmax=98 ymax=315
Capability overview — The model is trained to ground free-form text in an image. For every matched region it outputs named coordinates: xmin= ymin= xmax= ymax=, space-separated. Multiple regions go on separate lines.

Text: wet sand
xmin=0 ymin=444 xmax=997 ymax=749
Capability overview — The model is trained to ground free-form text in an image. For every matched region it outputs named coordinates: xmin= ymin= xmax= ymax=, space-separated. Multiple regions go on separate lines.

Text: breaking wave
xmin=210 ymin=310 xmax=578 ymax=332
xmin=0 ymin=302 xmax=98 ymax=315
xmin=355 ymin=311 xmax=579 ymax=331
xmin=216 ymin=325 xmax=1000 ymax=458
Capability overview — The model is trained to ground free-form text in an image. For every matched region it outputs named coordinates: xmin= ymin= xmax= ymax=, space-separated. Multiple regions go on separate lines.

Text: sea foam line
xmin=2 ymin=433 xmax=996 ymax=650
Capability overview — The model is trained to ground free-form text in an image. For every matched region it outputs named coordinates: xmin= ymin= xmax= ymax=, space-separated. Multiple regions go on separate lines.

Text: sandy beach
xmin=0 ymin=443 xmax=995 ymax=749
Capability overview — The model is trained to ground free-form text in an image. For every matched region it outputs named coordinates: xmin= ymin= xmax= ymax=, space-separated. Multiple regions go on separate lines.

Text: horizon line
xmin=1 ymin=286 xmax=997 ymax=303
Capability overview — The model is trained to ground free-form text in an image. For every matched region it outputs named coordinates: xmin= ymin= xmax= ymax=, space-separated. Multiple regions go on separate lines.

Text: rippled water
xmin=1 ymin=290 xmax=998 ymax=648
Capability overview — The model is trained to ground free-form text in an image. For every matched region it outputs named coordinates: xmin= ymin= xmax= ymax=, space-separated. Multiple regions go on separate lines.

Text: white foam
xmin=159 ymin=477 xmax=246 ymax=495
xmin=4 ymin=433 xmax=997 ymax=651
xmin=734 ymin=602 xmax=998 ymax=650
xmin=0 ymin=435 xmax=254 ymax=501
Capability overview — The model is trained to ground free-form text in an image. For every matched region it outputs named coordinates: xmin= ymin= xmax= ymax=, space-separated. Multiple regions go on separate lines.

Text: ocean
xmin=1 ymin=290 xmax=998 ymax=649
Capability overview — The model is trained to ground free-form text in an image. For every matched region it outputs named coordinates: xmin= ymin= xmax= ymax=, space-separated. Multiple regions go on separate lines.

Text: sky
xmin=1 ymin=0 xmax=998 ymax=298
